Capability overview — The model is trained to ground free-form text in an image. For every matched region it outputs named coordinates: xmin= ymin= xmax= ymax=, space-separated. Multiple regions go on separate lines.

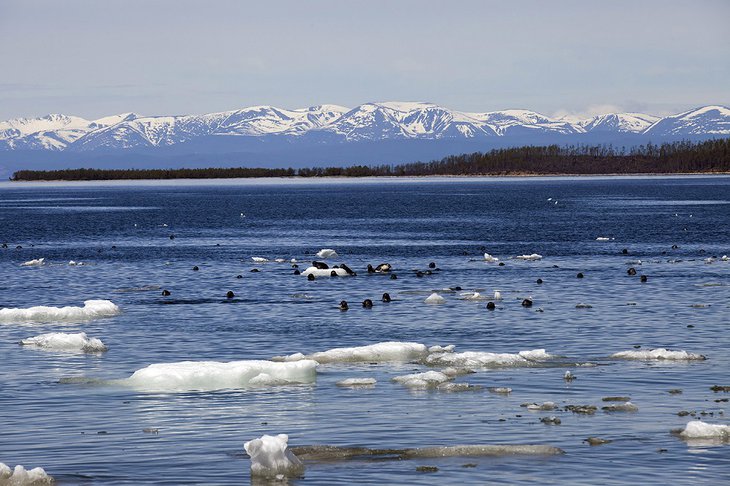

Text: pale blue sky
xmin=0 ymin=0 xmax=728 ymax=120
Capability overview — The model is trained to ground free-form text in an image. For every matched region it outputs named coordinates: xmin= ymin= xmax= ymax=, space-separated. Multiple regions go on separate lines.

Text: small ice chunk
xmin=0 ymin=300 xmax=121 ymax=323
xmin=275 ymin=341 xmax=429 ymax=364
xmin=602 ymin=402 xmax=639 ymax=412
xmin=460 ymin=291 xmax=483 ymax=300
xmin=483 ymin=253 xmax=499 ymax=262
xmin=316 ymin=248 xmax=338 ymax=259
xmin=300 ymin=266 xmax=349 ymax=277
xmin=392 ymin=371 xmax=451 ymax=388
xmin=20 ymin=258 xmax=45 ymax=266
xmin=0 ymin=463 xmax=53 ymax=485
xmin=493 ymin=290 xmax=502 ymax=300
xmin=515 ymin=254 xmax=543 ymax=261
xmin=595 ymin=237 xmax=610 ymax=241
xmin=21 ymin=332 xmax=107 ymax=353
xmin=679 ymin=420 xmax=730 ymax=439
xmin=244 ymin=434 xmax=304 ymax=478
xmin=611 ymin=348 xmax=706 ymax=360
xmin=68 ymin=260 xmax=86 ymax=266
xmin=428 ymin=345 xmax=455 ymax=354
xmin=336 ymin=378 xmax=376 ymax=387
xmin=426 ymin=349 xmax=551 ymax=368
xmin=722 ymin=255 xmax=729 ymax=261
xmin=424 ymin=293 xmax=446 ymax=304
xmin=274 ymin=258 xmax=286 ymax=263
xmin=251 ymin=257 xmax=269 ymax=262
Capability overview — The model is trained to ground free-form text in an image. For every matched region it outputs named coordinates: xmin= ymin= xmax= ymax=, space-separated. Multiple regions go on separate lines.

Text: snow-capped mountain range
xmin=0 ymin=102 xmax=727 ymax=176
xmin=2 ymin=102 xmax=728 ymax=152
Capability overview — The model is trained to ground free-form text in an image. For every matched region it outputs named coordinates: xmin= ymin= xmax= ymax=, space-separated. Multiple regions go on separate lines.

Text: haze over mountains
xmin=1 ymin=102 xmax=728 ymax=177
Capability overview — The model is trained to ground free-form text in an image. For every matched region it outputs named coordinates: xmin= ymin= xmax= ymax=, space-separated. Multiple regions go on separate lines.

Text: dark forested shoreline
xmin=10 ymin=139 xmax=730 ymax=181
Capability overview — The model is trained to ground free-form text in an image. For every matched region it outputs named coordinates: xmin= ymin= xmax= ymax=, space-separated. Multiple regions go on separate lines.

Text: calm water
xmin=1 ymin=176 xmax=729 ymax=485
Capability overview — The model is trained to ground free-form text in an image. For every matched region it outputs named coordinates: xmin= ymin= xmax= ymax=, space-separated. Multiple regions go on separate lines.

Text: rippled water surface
xmin=1 ymin=176 xmax=729 ymax=485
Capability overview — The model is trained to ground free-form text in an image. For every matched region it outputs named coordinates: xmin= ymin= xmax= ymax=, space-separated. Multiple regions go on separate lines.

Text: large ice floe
xmin=315 ymin=248 xmax=338 ymax=259
xmin=20 ymin=332 xmax=107 ymax=353
xmin=610 ymin=348 xmax=706 ymax=360
xmin=300 ymin=266 xmax=350 ymax=277
xmin=273 ymin=342 xmax=429 ymax=364
xmin=244 ymin=434 xmax=304 ymax=479
xmin=425 ymin=349 xmax=552 ymax=368
xmin=678 ymin=420 xmax=730 ymax=440
xmin=0 ymin=463 xmax=53 ymax=485
xmin=0 ymin=300 xmax=121 ymax=323
xmin=20 ymin=258 xmax=45 ymax=267
xmin=120 ymin=360 xmax=318 ymax=392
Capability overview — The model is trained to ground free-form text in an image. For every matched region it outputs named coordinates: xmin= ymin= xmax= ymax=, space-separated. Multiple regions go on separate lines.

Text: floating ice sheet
xmin=0 ymin=463 xmax=53 ymax=485
xmin=120 ymin=359 xmax=318 ymax=392
xmin=244 ymin=434 xmax=304 ymax=478
xmin=274 ymin=342 xmax=429 ymax=364
xmin=20 ymin=258 xmax=45 ymax=266
xmin=611 ymin=348 xmax=706 ymax=360
xmin=20 ymin=332 xmax=107 ymax=353
xmin=679 ymin=421 xmax=730 ymax=440
xmin=426 ymin=349 xmax=552 ymax=368
xmin=316 ymin=249 xmax=338 ymax=258
xmin=515 ymin=254 xmax=543 ymax=260
xmin=300 ymin=266 xmax=350 ymax=277
xmin=0 ymin=300 xmax=121 ymax=323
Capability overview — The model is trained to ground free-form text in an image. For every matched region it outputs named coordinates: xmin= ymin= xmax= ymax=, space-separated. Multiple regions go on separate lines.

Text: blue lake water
xmin=1 ymin=176 xmax=729 ymax=485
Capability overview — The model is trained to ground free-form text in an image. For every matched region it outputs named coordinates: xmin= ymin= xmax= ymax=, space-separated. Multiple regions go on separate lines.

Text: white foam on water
xmin=611 ymin=348 xmax=706 ymax=360
xmin=392 ymin=370 xmax=451 ymax=388
xmin=0 ymin=300 xmax=121 ymax=323
xmin=424 ymin=293 xmax=446 ymax=304
xmin=274 ymin=341 xmax=429 ymax=364
xmin=20 ymin=258 xmax=45 ymax=267
xmin=0 ymin=463 xmax=53 ymax=485
xmin=244 ymin=434 xmax=304 ymax=478
xmin=515 ymin=254 xmax=543 ymax=260
xmin=121 ymin=359 xmax=318 ymax=392
xmin=300 ymin=266 xmax=349 ymax=277
xmin=316 ymin=248 xmax=338 ymax=258
xmin=426 ymin=349 xmax=552 ymax=368
xmin=336 ymin=378 xmax=376 ymax=387
xmin=679 ymin=421 xmax=730 ymax=439
xmin=251 ymin=256 xmax=269 ymax=262
xmin=483 ymin=253 xmax=499 ymax=262
xmin=20 ymin=332 xmax=107 ymax=353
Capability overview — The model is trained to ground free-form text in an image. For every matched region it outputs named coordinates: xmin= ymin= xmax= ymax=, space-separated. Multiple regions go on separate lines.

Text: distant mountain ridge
xmin=0 ymin=102 xmax=728 ymax=177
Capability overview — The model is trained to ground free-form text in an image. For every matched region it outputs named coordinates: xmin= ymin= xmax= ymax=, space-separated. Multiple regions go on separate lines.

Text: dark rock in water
xmin=382 ymin=293 xmax=391 ymax=303
xmin=521 ymin=298 xmax=533 ymax=307
xmin=362 ymin=299 xmax=373 ymax=308
xmin=390 ymin=274 xmax=397 ymax=280
xmin=424 ymin=270 xmax=433 ymax=275
xmin=486 ymin=301 xmax=496 ymax=310
xmin=236 ymin=274 xmax=243 ymax=279
xmin=602 ymin=396 xmax=631 ymax=402
xmin=192 ymin=266 xmax=199 ymax=271
xmin=293 ymin=269 xmax=301 ymax=275
xmin=292 ymin=264 xmax=299 ymax=269
xmin=226 ymin=291 xmax=235 ymax=299
xmin=111 ymin=246 xmax=117 ymax=250
xmin=671 ymin=244 xmax=679 ymax=249
xmin=536 ymin=278 xmax=543 ymax=284
xmin=331 ymin=270 xmax=338 ymax=277
xmin=462 ymin=463 xmax=477 ymax=468
xmin=540 ymin=416 xmax=561 ymax=425
xmin=416 ymin=271 xmax=424 ymax=278
xmin=1 ymin=243 xmax=7 ymax=248
xmin=429 ymin=262 xmax=436 ymax=269
xmin=640 ymin=275 xmax=648 ymax=282
xmin=498 ymin=262 xmax=505 ymax=266
xmin=169 ymin=234 xmax=175 ymax=240
xmin=668 ymin=389 xmax=682 ymax=395
xmin=161 ymin=289 xmax=171 ymax=296
xmin=16 ymin=245 xmax=23 ymax=249
xmin=710 ymin=385 xmax=730 ymax=392
xmin=416 ymin=466 xmax=439 ymax=473
xmin=339 ymin=300 xmax=348 ymax=311
xmin=250 ymin=268 xmax=260 ymax=273
xmin=313 ymin=261 xmax=329 ymax=269
xmin=565 ymin=405 xmax=596 ymax=414
xmin=307 ymin=274 xmax=315 ymax=281
xmin=678 ymin=410 xmax=691 ymax=417
xmin=627 ymin=267 xmax=637 ymax=276
xmin=367 ymin=264 xmax=375 ymax=273
xmin=576 ymin=272 xmax=584 ymax=279
xmin=450 ymin=286 xmax=462 ymax=291
xmin=622 ymin=248 xmax=628 ymax=254
xmin=585 ymin=437 xmax=612 ymax=446
xmin=633 ymin=345 xmax=641 ymax=348
xmin=340 ymin=263 xmax=356 ymax=276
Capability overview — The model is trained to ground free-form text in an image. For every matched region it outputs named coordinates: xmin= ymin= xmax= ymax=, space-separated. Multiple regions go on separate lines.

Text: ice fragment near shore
xmin=122 ymin=359 xmax=317 ymax=391
xmin=611 ymin=348 xmax=706 ymax=360
xmin=275 ymin=341 xmax=429 ymax=364
xmin=0 ymin=300 xmax=121 ymax=323
xmin=21 ymin=332 xmax=107 ymax=352
xmin=244 ymin=434 xmax=304 ymax=478
xmin=0 ymin=463 xmax=53 ymax=485
xmin=679 ymin=421 xmax=730 ymax=439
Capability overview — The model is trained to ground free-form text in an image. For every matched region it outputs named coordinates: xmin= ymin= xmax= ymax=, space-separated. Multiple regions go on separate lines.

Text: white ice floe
xmin=20 ymin=258 xmax=45 ymax=267
xmin=425 ymin=349 xmax=552 ymax=368
xmin=316 ymin=248 xmax=338 ymax=259
xmin=68 ymin=260 xmax=85 ymax=266
xmin=610 ymin=348 xmax=706 ymax=360
xmin=121 ymin=359 xmax=318 ymax=391
xmin=299 ymin=266 xmax=349 ymax=277
xmin=244 ymin=434 xmax=304 ymax=478
xmin=483 ymin=253 xmax=499 ymax=262
xmin=275 ymin=341 xmax=429 ymax=364
xmin=392 ymin=370 xmax=451 ymax=388
xmin=424 ymin=293 xmax=446 ymax=304
xmin=251 ymin=257 xmax=269 ymax=262
xmin=336 ymin=378 xmax=376 ymax=387
xmin=0 ymin=463 xmax=53 ymax=485
xmin=515 ymin=254 xmax=543 ymax=261
xmin=493 ymin=290 xmax=502 ymax=300
xmin=0 ymin=300 xmax=121 ymax=323
xmin=20 ymin=332 xmax=107 ymax=352
xmin=679 ymin=421 xmax=730 ymax=439
xmin=595 ymin=237 xmax=611 ymax=241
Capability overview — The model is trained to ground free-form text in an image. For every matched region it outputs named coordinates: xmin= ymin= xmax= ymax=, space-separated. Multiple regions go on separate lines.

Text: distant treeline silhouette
xmin=11 ymin=139 xmax=730 ymax=181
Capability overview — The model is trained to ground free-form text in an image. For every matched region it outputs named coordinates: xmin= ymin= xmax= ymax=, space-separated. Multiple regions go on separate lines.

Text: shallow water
xmin=1 ymin=176 xmax=729 ymax=485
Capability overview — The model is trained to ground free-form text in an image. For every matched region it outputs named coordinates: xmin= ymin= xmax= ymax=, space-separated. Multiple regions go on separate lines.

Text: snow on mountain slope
xmin=644 ymin=105 xmax=730 ymax=136
xmin=579 ymin=113 xmax=660 ymax=133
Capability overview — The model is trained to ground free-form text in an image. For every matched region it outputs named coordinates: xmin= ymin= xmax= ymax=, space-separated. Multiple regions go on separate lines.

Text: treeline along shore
xmin=10 ymin=139 xmax=730 ymax=181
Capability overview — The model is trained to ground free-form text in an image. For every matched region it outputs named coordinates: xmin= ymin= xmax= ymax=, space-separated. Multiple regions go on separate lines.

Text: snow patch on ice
xmin=21 ymin=332 xmax=107 ymax=352
xmin=275 ymin=341 xmax=429 ymax=364
xmin=611 ymin=348 xmax=706 ymax=360
xmin=0 ymin=463 xmax=53 ymax=485
xmin=244 ymin=434 xmax=304 ymax=478
xmin=0 ymin=300 xmax=121 ymax=323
